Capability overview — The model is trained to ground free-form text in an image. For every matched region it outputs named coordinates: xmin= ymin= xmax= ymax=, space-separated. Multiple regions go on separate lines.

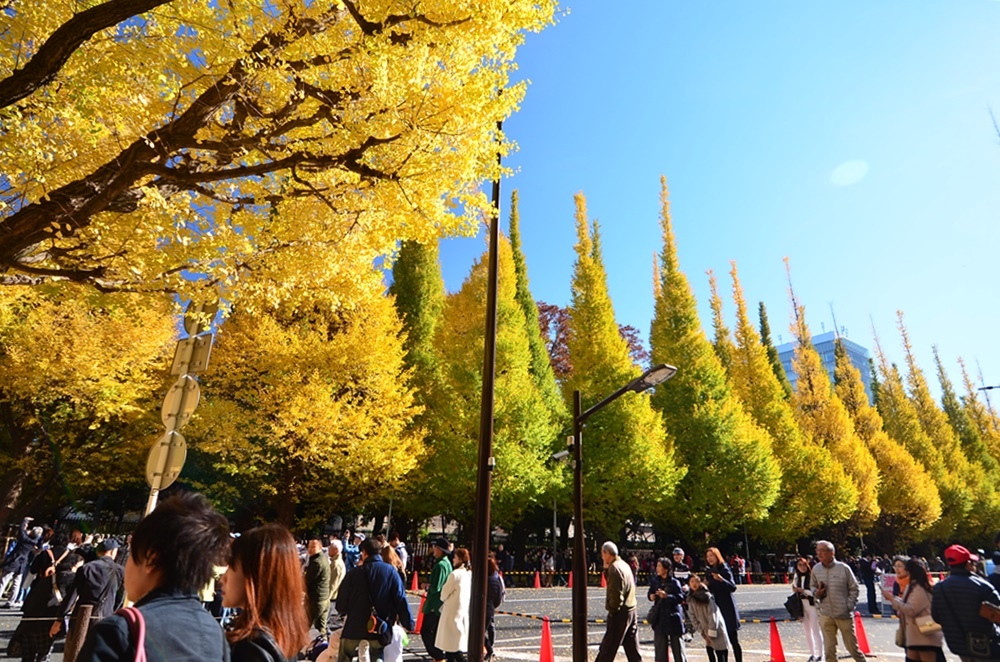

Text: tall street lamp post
xmin=571 ymin=363 xmax=678 ymax=662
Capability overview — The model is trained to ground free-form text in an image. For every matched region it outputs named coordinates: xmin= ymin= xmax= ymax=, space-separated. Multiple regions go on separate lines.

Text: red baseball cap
xmin=944 ymin=544 xmax=979 ymax=566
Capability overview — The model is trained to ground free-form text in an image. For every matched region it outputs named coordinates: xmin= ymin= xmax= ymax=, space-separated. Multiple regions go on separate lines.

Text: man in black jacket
xmin=336 ymin=537 xmax=412 ymax=662
xmin=0 ymin=517 xmax=42 ymax=608
xmin=932 ymin=544 xmax=1000 ymax=662
xmin=51 ymin=539 xmax=124 ymax=635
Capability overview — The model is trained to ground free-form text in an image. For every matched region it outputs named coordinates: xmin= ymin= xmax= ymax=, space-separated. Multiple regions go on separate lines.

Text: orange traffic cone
xmin=783 ymin=573 xmax=789 ymax=584
xmin=746 ymin=572 xmax=753 ymax=585
xmin=539 ymin=617 xmax=554 ymax=662
xmin=769 ymin=617 xmax=786 ymax=662
xmin=414 ymin=595 xmax=426 ymax=634
xmin=568 ymin=571 xmax=573 ymax=588
xmin=764 ymin=573 xmax=772 ymax=584
xmin=854 ymin=611 xmax=871 ymax=655
xmin=534 ymin=571 xmax=542 ymax=588
xmin=600 ymin=572 xmax=607 ymax=588
xmin=411 ymin=570 xmax=419 ymax=592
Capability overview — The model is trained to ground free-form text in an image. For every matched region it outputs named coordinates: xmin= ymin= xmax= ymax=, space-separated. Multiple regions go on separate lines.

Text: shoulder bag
xmin=784 ymin=593 xmax=803 ymax=620
xmin=361 ymin=566 xmax=393 ymax=647
xmin=116 ymin=606 xmax=147 ymax=662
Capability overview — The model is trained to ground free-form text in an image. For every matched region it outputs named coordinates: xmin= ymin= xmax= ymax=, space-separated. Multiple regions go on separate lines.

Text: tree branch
xmin=0 ymin=0 xmax=175 ymax=108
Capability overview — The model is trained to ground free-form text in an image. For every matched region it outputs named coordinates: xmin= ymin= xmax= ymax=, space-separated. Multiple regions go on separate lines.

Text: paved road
xmin=0 ymin=585 xmax=956 ymax=662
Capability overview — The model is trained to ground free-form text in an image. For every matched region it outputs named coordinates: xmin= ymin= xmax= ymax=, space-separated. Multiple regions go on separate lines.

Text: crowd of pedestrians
xmin=586 ymin=538 xmax=1000 ymax=662
xmin=4 ymin=502 xmax=1000 ymax=662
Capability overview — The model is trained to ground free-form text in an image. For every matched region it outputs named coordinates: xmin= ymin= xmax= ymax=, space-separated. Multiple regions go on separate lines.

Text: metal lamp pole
xmin=469 ymin=119 xmax=503 ymax=662
xmin=569 ymin=364 xmax=678 ymax=662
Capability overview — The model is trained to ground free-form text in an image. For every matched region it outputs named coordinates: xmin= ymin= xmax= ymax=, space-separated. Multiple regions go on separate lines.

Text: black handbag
xmin=784 ymin=593 xmax=804 ymax=620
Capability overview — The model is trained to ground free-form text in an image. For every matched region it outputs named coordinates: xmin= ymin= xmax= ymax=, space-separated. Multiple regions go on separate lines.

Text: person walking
xmin=647 ymin=557 xmax=686 ymax=662
xmin=860 ymin=555 xmax=880 ymax=615
xmin=931 ymin=544 xmax=1000 ymax=662
xmin=881 ymin=558 xmax=944 ymax=662
xmin=792 ymin=557 xmax=822 ymax=662
xmin=687 ymin=575 xmax=729 ymax=662
xmin=485 ymin=555 xmax=505 ymax=662
xmin=0 ymin=518 xmax=42 ymax=608
xmin=436 ymin=548 xmax=472 ymax=662
xmin=222 ymin=524 xmax=310 ymax=662
xmin=594 ymin=541 xmax=640 ymax=662
xmin=326 ymin=539 xmax=347 ymax=634
xmin=705 ymin=547 xmax=741 ymax=662
xmin=305 ymin=538 xmax=331 ymax=640
xmin=810 ymin=540 xmax=865 ymax=662
xmin=16 ymin=532 xmax=80 ymax=662
xmin=335 ymin=537 xmax=413 ymax=662
xmin=421 ymin=538 xmax=453 ymax=662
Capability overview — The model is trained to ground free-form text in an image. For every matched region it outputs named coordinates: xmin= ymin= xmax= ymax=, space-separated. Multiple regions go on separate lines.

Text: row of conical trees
xmin=387 ymin=177 xmax=1000 ymax=549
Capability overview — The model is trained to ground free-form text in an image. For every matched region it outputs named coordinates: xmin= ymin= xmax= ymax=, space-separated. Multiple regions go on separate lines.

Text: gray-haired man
xmin=810 ymin=540 xmax=864 ymax=662
xmin=595 ymin=541 xmax=641 ymax=662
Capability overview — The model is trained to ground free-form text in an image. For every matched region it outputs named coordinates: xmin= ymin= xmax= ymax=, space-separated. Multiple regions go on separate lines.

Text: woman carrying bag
xmin=791 ymin=558 xmax=822 ymax=662
xmin=705 ymin=547 xmax=741 ymax=662
xmin=881 ymin=559 xmax=944 ymax=662
xmin=647 ymin=558 xmax=686 ymax=662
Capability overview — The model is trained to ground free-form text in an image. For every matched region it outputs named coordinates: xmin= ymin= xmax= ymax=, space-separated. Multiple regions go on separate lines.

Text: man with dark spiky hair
xmin=75 ymin=492 xmax=231 ymax=662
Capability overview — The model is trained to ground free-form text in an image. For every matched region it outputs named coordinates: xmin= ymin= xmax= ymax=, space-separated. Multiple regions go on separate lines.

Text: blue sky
xmin=439 ymin=1 xmax=1000 ymax=398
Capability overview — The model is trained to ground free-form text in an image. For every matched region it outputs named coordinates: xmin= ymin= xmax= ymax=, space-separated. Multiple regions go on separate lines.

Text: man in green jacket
xmin=595 ymin=541 xmax=640 ymax=662
xmin=421 ymin=537 xmax=453 ymax=662
xmin=305 ymin=538 xmax=331 ymax=638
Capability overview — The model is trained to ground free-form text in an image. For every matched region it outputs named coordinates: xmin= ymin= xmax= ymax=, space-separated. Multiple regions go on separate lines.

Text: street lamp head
xmin=628 ymin=363 xmax=678 ymax=393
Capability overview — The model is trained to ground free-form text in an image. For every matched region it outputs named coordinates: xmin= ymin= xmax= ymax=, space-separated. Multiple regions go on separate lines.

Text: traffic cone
xmin=746 ymin=572 xmax=753 ymax=585
xmin=783 ymin=573 xmax=789 ymax=584
xmin=764 ymin=573 xmax=772 ymax=584
xmin=568 ymin=571 xmax=573 ymax=588
xmin=539 ymin=617 xmax=554 ymax=662
xmin=600 ymin=572 xmax=607 ymax=588
xmin=534 ymin=571 xmax=542 ymax=588
xmin=854 ymin=611 xmax=871 ymax=655
xmin=411 ymin=570 xmax=419 ymax=592
xmin=414 ymin=595 xmax=426 ymax=634
xmin=769 ymin=617 xmax=786 ymax=662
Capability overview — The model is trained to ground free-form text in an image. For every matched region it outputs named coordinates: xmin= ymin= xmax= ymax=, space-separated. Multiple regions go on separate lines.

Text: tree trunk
xmin=275 ymin=490 xmax=296 ymax=528
xmin=0 ymin=402 xmax=35 ymax=527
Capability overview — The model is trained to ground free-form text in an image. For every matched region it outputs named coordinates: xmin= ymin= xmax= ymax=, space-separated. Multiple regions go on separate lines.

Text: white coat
xmin=435 ymin=566 xmax=471 ymax=653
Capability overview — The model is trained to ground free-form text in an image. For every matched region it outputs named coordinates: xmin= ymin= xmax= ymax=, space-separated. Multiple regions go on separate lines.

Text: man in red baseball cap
xmin=932 ymin=544 xmax=1000 ymax=661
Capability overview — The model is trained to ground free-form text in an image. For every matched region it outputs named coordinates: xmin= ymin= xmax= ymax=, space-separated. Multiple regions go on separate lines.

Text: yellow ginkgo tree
xmin=0 ymin=0 xmax=556 ymax=306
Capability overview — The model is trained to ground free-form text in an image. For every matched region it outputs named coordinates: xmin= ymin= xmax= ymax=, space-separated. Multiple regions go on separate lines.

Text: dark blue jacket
xmin=77 ymin=589 xmax=230 ymax=661
xmin=706 ymin=562 xmax=740 ymax=631
xmin=335 ymin=556 xmax=413 ymax=640
xmin=2 ymin=518 xmax=39 ymax=574
xmin=932 ymin=568 xmax=1000 ymax=659
xmin=487 ymin=572 xmax=505 ymax=618
xmin=647 ymin=574 xmax=685 ymax=636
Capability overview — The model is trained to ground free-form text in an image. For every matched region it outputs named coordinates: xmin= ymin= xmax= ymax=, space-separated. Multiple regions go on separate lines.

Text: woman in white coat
xmin=436 ymin=547 xmax=472 ymax=662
